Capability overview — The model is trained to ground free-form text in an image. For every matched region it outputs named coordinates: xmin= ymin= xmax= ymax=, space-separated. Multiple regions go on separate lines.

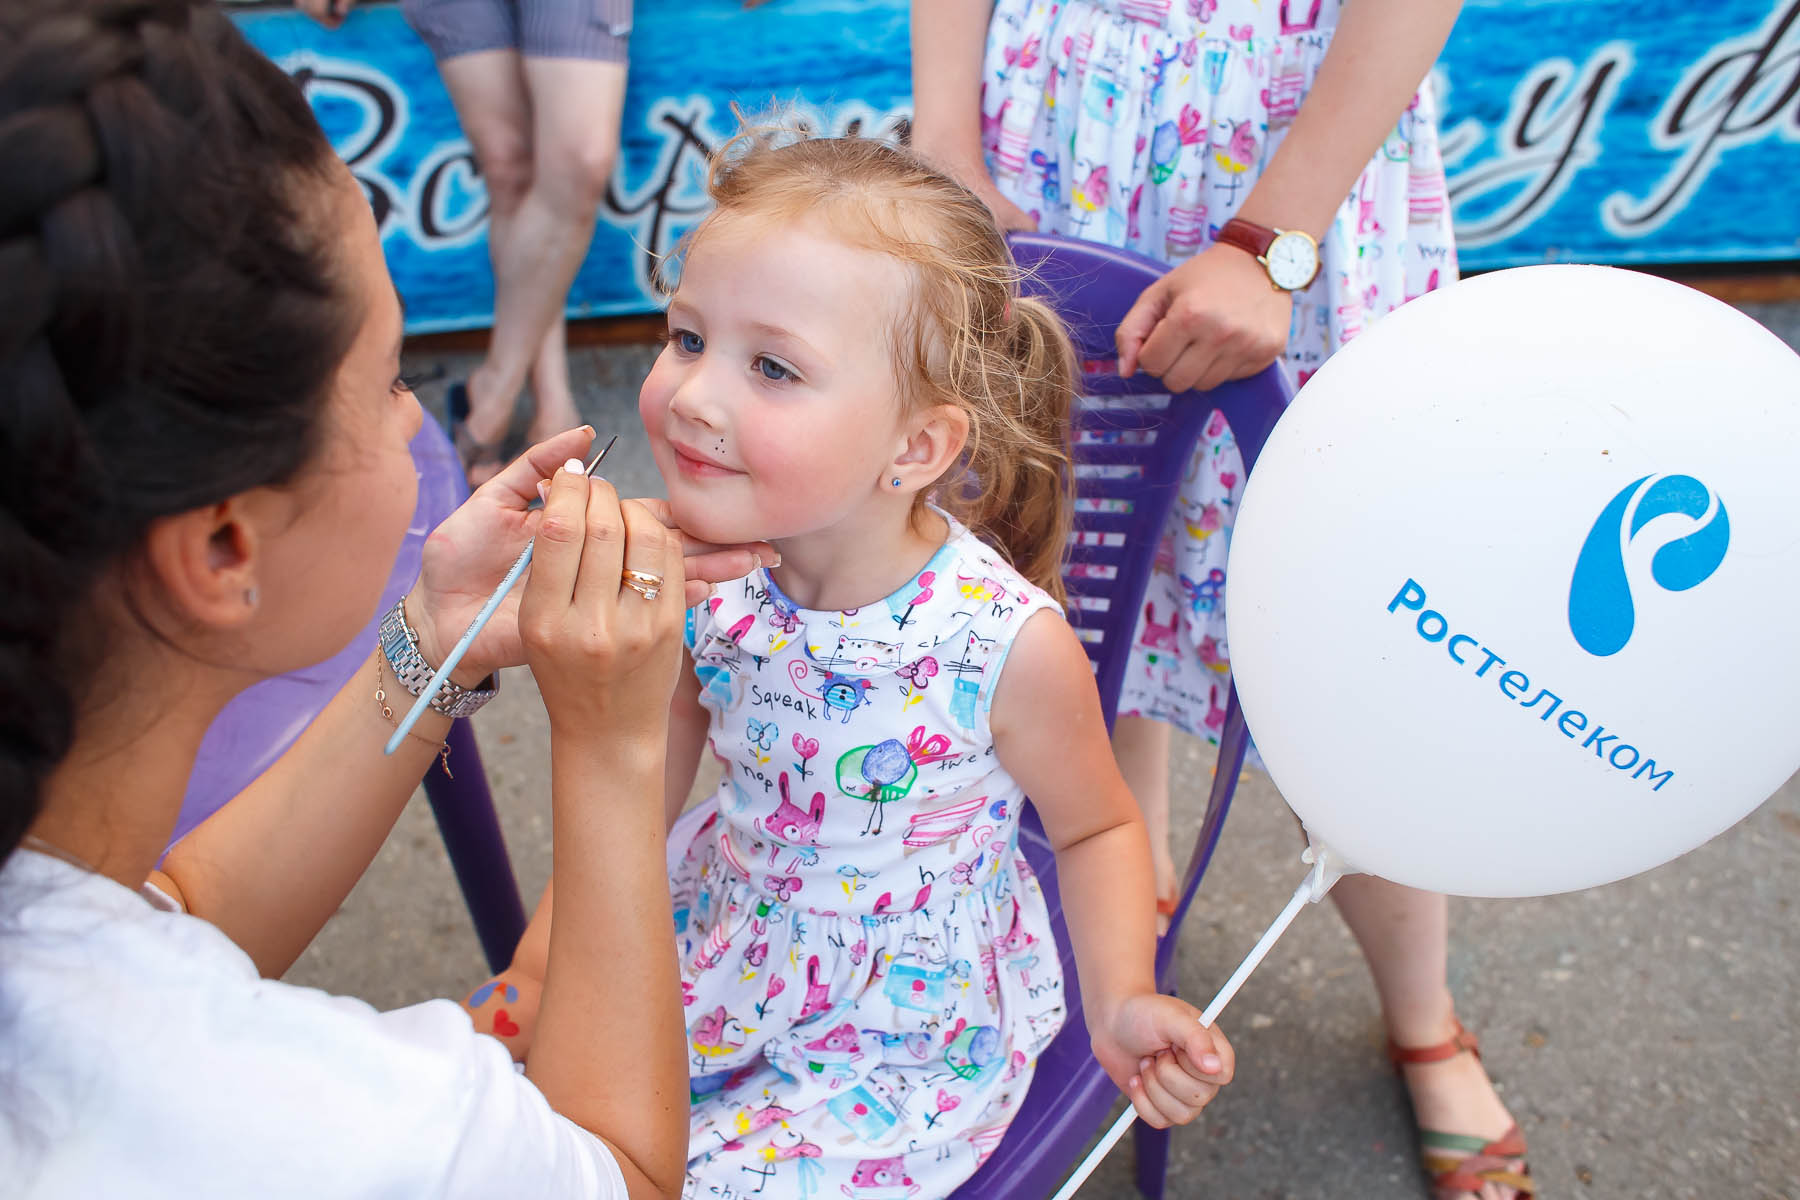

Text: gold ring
xmin=621 ymin=567 xmax=664 ymax=601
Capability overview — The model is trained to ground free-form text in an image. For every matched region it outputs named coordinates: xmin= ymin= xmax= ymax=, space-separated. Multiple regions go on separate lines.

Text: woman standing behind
xmin=912 ymin=3 xmax=1534 ymax=1198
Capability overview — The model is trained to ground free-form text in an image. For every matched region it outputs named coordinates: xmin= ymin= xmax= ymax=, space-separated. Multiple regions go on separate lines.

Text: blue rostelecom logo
xmin=1568 ymin=474 xmax=1730 ymax=657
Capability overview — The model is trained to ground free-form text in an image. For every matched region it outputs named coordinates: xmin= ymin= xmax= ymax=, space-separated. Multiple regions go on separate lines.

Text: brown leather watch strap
xmin=1216 ymin=216 xmax=1276 ymax=260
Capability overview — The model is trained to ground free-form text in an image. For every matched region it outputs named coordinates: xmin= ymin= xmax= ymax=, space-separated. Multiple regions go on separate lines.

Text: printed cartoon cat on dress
xmin=819 ymin=632 xmax=903 ymax=674
xmin=943 ymin=631 xmax=1000 ymax=731
xmin=790 ymin=658 xmax=877 ymax=724
xmin=693 ymin=607 xmax=749 ymax=708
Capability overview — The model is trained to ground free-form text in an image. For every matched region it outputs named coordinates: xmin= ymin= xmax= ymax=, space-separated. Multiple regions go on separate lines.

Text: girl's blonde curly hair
xmin=661 ymin=127 xmax=1078 ymax=605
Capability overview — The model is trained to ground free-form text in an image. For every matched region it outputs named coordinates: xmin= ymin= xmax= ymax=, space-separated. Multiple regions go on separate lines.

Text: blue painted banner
xmin=231 ymin=0 xmax=1798 ymax=332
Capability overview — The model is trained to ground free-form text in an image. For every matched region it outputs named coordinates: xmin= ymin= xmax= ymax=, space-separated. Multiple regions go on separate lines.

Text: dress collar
xmin=697 ymin=517 xmax=1035 ymax=679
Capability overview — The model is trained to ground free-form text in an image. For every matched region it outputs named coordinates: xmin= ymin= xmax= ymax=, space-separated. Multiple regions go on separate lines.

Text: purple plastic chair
xmin=951 ymin=234 xmax=1292 ymax=1200
xmin=176 ymin=417 xmax=527 ymax=972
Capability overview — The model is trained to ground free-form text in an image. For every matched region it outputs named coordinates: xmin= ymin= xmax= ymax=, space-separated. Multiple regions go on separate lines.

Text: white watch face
xmin=1265 ymin=231 xmax=1318 ymax=290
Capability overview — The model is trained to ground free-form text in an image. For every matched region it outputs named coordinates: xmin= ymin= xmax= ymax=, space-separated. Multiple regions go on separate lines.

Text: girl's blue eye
xmin=674 ymin=330 xmax=704 ymax=354
xmin=755 ymin=356 xmax=793 ymax=382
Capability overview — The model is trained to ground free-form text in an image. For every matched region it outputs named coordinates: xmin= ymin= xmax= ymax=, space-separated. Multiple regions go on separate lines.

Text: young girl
xmin=467 ymin=132 xmax=1235 ymax=1196
xmin=910 ymin=5 xmax=1530 ymax=1199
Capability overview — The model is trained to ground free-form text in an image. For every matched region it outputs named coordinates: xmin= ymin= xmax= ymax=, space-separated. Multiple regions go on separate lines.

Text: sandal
xmin=445 ymin=380 xmax=507 ymax=486
xmin=1389 ymin=1020 xmax=1536 ymax=1198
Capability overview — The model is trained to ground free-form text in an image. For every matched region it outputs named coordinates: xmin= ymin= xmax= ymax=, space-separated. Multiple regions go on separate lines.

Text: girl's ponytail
xmin=947 ymin=295 xmax=1076 ymax=607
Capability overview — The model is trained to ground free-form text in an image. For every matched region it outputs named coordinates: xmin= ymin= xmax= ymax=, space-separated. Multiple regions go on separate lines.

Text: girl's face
xmin=638 ymin=214 xmax=916 ymax=547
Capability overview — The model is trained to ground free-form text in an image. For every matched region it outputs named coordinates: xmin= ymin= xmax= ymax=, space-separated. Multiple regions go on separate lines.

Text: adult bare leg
xmin=1329 ymin=875 xmax=1517 ymax=1143
xmin=1111 ymin=714 xmax=1180 ymax=931
xmin=527 ymin=313 xmax=580 ymax=444
xmin=465 ymin=57 xmax=622 ymax=452
xmin=438 ymin=62 xmax=578 ymax=452
xmin=435 ymin=50 xmax=536 ymax=470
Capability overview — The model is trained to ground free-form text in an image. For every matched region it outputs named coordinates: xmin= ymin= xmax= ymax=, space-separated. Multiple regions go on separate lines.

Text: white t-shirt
xmin=0 ymin=849 xmax=627 ymax=1199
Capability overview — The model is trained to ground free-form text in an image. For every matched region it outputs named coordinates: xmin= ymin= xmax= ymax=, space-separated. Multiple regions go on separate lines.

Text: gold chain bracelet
xmin=375 ymin=655 xmax=454 ymax=778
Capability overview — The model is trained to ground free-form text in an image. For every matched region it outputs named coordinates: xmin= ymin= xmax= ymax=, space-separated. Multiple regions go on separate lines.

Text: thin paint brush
xmin=384 ymin=435 xmax=618 ymax=755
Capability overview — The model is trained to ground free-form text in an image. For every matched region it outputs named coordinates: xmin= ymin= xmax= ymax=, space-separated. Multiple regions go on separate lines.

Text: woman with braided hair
xmin=0 ymin=3 xmax=765 ymax=1196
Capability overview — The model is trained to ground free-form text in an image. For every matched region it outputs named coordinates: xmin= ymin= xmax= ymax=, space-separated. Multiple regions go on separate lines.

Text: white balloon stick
xmin=1049 ymin=842 xmax=1351 ymax=1200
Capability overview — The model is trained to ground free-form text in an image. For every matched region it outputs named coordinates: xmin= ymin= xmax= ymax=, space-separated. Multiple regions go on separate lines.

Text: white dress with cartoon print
xmin=671 ymin=518 xmax=1067 ymax=1199
xmin=981 ymin=0 xmax=1458 ymax=745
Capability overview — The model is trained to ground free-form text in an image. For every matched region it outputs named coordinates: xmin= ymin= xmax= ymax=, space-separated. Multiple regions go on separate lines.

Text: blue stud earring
xmin=891 ymin=477 xmax=903 ymax=488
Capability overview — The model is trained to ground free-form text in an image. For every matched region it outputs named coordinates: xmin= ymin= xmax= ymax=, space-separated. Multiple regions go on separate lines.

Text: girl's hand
xmin=518 ymin=461 xmax=687 ymax=739
xmin=1092 ymin=995 xmax=1235 ymax=1129
xmin=1115 ymin=241 xmax=1295 ymax=393
xmin=409 ymin=429 xmax=773 ymax=684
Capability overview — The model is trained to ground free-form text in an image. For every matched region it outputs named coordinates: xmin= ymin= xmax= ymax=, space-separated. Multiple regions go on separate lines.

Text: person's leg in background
xmin=526 ymin=312 xmax=577 ymax=446
xmin=510 ymin=51 xmax=626 ymax=441
xmin=435 ymin=53 xmax=621 ymax=476
xmin=433 ymin=47 xmax=539 ymax=473
xmin=1329 ymin=875 xmax=1517 ymax=1143
xmin=1112 ymin=715 xmax=1180 ymax=922
xmin=420 ymin=0 xmax=627 ymax=480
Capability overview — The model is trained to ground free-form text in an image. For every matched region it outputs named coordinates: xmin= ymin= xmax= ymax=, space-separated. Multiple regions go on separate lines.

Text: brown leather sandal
xmin=1389 ymin=1020 xmax=1536 ymax=1198
xmin=1155 ymin=885 xmax=1178 ymax=936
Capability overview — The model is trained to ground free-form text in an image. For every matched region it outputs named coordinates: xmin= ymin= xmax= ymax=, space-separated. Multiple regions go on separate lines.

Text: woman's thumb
xmin=1115 ymin=278 xmax=1168 ymax=378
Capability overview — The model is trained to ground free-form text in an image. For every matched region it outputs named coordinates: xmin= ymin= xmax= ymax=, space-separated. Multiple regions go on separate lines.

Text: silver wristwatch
xmin=378 ymin=597 xmax=499 ymax=719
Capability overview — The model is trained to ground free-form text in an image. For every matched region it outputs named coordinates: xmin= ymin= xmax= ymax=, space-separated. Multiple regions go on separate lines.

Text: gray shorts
xmin=401 ymin=0 xmax=631 ymax=63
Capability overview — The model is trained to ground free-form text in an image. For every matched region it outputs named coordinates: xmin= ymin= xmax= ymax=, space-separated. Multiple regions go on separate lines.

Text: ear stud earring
xmin=891 ymin=477 xmax=903 ymax=488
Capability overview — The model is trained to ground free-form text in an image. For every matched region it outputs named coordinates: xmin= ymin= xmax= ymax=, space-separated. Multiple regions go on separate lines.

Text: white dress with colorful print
xmin=671 ymin=518 xmax=1067 ymax=1199
xmin=981 ymin=0 xmax=1458 ymax=742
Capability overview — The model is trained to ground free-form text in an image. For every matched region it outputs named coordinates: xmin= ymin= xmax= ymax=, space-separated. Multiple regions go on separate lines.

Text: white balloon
xmin=1227 ymin=265 xmax=1800 ymax=897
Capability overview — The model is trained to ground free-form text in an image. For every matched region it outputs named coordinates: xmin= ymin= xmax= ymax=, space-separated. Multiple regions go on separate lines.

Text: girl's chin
xmin=666 ymin=493 xmax=771 ymax=549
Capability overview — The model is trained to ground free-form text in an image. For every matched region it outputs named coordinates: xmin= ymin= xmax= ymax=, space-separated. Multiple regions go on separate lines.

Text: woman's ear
xmin=139 ymin=499 xmax=263 ymax=631
xmin=889 ymin=404 xmax=971 ymax=491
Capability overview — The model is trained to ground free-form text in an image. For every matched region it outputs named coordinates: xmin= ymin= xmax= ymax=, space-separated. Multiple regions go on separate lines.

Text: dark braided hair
xmin=0 ymin=0 xmax=359 ymax=859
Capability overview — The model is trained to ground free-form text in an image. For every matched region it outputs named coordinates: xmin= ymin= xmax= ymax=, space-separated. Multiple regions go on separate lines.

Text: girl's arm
xmin=665 ymin=662 xmax=711 ymax=831
xmin=1117 ymin=0 xmax=1465 ymax=390
xmin=908 ymin=0 xmax=1036 ymax=231
xmin=990 ymin=611 xmax=1234 ymax=1127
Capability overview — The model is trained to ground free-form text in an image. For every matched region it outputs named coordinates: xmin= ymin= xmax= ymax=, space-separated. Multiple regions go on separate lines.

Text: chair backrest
xmin=951 ymin=235 xmax=1291 ymax=1200
xmin=1007 ymin=233 xmax=1291 ymax=725
xmin=172 ymin=417 xmax=469 ymax=845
